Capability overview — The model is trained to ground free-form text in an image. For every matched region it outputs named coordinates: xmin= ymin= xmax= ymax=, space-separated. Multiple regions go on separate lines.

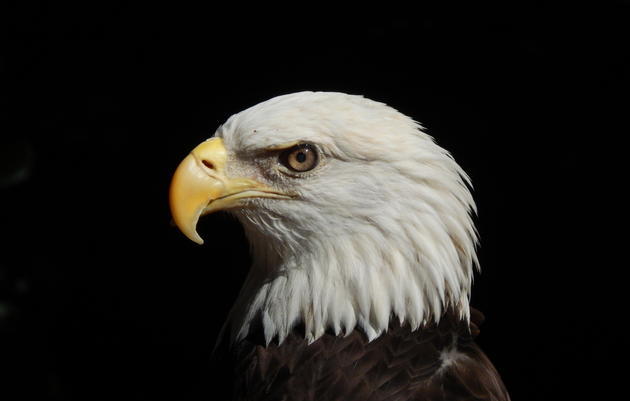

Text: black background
xmin=1 ymin=2 xmax=626 ymax=400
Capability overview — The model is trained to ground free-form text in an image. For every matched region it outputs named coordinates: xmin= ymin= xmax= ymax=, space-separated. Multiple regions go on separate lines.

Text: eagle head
xmin=170 ymin=92 xmax=478 ymax=345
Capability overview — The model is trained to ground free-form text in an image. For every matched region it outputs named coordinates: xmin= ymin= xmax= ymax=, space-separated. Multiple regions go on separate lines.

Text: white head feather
xmin=214 ymin=92 xmax=479 ymax=345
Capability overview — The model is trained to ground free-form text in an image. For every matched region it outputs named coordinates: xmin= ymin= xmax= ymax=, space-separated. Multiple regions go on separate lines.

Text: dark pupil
xmin=295 ymin=151 xmax=307 ymax=163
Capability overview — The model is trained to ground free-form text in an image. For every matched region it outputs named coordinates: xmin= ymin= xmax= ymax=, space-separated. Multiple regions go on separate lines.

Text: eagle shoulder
xmin=208 ymin=310 xmax=509 ymax=401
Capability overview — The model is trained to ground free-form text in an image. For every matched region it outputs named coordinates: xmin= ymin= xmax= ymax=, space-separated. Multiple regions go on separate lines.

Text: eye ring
xmin=279 ymin=143 xmax=319 ymax=173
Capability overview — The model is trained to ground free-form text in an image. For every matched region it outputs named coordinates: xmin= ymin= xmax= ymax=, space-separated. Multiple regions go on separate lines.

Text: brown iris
xmin=279 ymin=143 xmax=319 ymax=172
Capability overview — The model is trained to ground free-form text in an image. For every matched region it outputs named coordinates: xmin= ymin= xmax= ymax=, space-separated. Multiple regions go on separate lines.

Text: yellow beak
xmin=169 ymin=137 xmax=290 ymax=244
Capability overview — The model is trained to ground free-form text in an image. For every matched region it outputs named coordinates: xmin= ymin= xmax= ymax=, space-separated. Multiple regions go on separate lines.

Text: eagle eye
xmin=279 ymin=143 xmax=318 ymax=173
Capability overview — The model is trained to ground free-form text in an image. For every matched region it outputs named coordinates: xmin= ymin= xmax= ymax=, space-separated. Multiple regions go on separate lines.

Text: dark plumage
xmin=210 ymin=309 xmax=509 ymax=401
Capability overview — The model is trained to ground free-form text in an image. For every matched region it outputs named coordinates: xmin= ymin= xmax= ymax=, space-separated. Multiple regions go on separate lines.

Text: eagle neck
xmin=227 ymin=222 xmax=472 ymax=346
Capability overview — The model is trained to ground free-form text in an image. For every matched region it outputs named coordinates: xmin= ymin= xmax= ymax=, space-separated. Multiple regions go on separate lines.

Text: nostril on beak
xmin=201 ymin=159 xmax=215 ymax=170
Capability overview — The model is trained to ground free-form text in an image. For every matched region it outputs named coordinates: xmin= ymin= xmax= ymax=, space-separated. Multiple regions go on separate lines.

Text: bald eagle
xmin=169 ymin=92 xmax=510 ymax=401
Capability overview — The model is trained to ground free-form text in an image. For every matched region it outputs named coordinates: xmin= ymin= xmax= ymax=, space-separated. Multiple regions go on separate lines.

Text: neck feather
xmin=227 ymin=211 xmax=476 ymax=346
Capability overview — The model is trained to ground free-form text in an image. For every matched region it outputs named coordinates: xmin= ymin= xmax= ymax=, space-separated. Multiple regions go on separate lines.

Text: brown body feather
xmin=210 ymin=309 xmax=509 ymax=401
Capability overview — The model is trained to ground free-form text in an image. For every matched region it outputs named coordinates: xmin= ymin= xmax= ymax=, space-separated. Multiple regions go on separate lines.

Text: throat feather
xmin=227 ymin=230 xmax=472 ymax=345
